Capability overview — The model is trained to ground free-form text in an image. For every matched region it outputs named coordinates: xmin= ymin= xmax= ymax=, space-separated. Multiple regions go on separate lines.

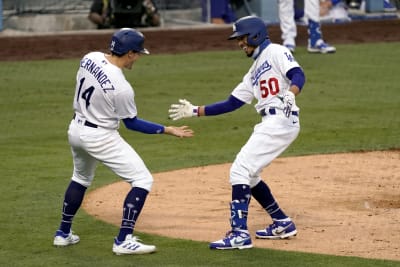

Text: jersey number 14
xmin=77 ymin=77 xmax=95 ymax=108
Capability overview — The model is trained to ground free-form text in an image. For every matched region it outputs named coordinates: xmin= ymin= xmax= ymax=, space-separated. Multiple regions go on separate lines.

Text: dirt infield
xmin=82 ymin=151 xmax=400 ymax=261
xmin=3 ymin=19 xmax=399 ymax=261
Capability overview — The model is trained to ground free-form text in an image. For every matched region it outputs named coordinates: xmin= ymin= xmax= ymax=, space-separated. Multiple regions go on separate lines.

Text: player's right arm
xmin=168 ymin=95 xmax=245 ymax=121
xmin=169 ymin=73 xmax=253 ymax=121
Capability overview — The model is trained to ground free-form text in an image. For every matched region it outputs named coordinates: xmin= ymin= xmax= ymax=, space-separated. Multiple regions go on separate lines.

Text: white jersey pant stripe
xmin=68 ymin=120 xmax=153 ymax=191
xmin=230 ymin=113 xmax=300 ymax=188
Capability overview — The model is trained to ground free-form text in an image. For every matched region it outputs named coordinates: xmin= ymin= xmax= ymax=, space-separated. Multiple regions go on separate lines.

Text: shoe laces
xmin=224 ymin=230 xmax=235 ymax=237
xmin=225 ymin=230 xmax=248 ymax=238
xmin=320 ymin=42 xmax=331 ymax=49
xmin=126 ymin=235 xmax=142 ymax=242
xmin=269 ymin=219 xmax=290 ymax=228
xmin=268 ymin=222 xmax=278 ymax=229
xmin=317 ymin=39 xmax=334 ymax=49
xmin=57 ymin=230 xmax=73 ymax=238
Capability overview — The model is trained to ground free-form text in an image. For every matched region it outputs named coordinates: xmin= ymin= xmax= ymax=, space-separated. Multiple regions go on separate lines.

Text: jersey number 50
xmin=260 ymin=78 xmax=279 ymax=98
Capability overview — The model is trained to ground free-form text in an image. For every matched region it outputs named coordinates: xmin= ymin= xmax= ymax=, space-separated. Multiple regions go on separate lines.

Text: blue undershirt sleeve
xmin=286 ymin=67 xmax=306 ymax=91
xmin=123 ymin=117 xmax=165 ymax=134
xmin=204 ymin=95 xmax=245 ymax=116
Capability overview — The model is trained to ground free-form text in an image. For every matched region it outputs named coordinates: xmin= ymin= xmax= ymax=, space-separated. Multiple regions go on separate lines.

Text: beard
xmin=246 ymin=51 xmax=254 ymax=57
xmin=242 ymin=45 xmax=254 ymax=57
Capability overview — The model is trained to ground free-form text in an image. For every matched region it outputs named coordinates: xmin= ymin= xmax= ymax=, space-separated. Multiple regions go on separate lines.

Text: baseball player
xmin=169 ymin=15 xmax=305 ymax=250
xmin=279 ymin=0 xmax=336 ymax=53
xmin=53 ymin=28 xmax=194 ymax=255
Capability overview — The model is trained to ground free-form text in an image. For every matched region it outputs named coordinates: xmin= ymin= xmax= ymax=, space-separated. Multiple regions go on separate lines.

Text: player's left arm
xmin=286 ymin=67 xmax=305 ymax=96
xmin=123 ymin=117 xmax=193 ymax=137
xmin=281 ymin=67 xmax=306 ymax=117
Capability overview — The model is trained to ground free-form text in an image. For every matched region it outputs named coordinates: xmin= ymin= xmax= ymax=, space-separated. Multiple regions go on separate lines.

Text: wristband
xmin=193 ymin=106 xmax=200 ymax=117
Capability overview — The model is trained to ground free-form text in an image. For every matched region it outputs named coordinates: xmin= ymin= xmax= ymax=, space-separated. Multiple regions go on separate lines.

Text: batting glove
xmin=168 ymin=99 xmax=199 ymax=121
xmin=282 ymin=91 xmax=295 ymax=118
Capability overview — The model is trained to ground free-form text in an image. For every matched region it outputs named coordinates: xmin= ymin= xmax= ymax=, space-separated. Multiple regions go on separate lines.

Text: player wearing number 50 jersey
xmin=169 ymin=16 xmax=306 ymax=250
xmin=53 ymin=28 xmax=193 ymax=255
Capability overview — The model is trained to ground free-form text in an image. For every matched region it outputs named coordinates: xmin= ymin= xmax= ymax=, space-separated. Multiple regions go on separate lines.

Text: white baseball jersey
xmin=73 ymin=51 xmax=137 ymax=129
xmin=231 ymin=43 xmax=300 ymax=113
xmin=69 ymin=51 xmax=153 ymax=191
xmin=229 ymin=43 xmax=301 ymax=187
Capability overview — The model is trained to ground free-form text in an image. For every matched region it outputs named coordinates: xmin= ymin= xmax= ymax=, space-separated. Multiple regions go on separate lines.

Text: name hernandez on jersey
xmin=80 ymin=56 xmax=114 ymax=90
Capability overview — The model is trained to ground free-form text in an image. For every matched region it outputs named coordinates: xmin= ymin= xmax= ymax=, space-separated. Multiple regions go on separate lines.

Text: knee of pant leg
xmin=129 ymin=175 xmax=153 ymax=192
xmin=72 ymin=174 xmax=93 ymax=188
xmin=230 ymin=165 xmax=262 ymax=188
xmin=229 ymin=165 xmax=249 ymax=185
xmin=249 ymin=176 xmax=262 ymax=188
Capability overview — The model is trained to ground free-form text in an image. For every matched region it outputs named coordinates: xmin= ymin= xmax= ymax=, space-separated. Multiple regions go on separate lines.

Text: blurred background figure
xmin=346 ymin=0 xmax=397 ymax=12
xmin=202 ymin=0 xmax=237 ymax=24
xmin=318 ymin=0 xmax=351 ymax=22
xmin=296 ymin=0 xmax=351 ymax=24
xmin=89 ymin=0 xmax=161 ymax=29
xmin=279 ymin=0 xmax=336 ymax=54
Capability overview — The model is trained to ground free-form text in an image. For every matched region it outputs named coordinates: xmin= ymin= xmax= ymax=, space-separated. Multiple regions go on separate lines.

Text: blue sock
xmin=308 ymin=19 xmax=322 ymax=46
xmin=117 ymin=187 xmax=148 ymax=242
xmin=251 ymin=180 xmax=287 ymax=220
xmin=59 ymin=181 xmax=87 ymax=234
xmin=231 ymin=184 xmax=251 ymax=230
xmin=232 ymin=184 xmax=251 ymax=204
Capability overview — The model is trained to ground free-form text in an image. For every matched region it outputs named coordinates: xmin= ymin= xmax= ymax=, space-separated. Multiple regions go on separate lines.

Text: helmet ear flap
xmin=252 ymin=33 xmax=260 ymax=43
xmin=248 ymin=33 xmax=260 ymax=47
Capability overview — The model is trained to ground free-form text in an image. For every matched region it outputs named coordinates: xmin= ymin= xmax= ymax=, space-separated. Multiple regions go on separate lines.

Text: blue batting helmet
xmin=228 ymin=16 xmax=268 ymax=47
xmin=110 ymin=28 xmax=150 ymax=56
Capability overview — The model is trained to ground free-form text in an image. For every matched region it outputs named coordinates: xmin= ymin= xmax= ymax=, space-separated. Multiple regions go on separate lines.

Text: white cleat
xmin=112 ymin=234 xmax=156 ymax=255
xmin=53 ymin=230 xmax=80 ymax=247
xmin=307 ymin=39 xmax=336 ymax=54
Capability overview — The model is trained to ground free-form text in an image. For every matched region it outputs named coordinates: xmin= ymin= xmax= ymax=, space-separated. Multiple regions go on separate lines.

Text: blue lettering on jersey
xmin=285 ymin=52 xmax=295 ymax=62
xmin=251 ymin=60 xmax=272 ymax=86
xmin=80 ymin=57 xmax=113 ymax=90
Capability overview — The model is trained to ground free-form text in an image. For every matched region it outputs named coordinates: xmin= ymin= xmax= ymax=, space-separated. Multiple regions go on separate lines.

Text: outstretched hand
xmin=168 ymin=99 xmax=199 ymax=121
xmin=164 ymin=125 xmax=194 ymax=138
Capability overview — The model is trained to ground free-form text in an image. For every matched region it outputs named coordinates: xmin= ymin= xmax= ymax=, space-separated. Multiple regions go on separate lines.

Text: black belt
xmin=73 ymin=113 xmax=98 ymax=128
xmin=259 ymin=108 xmax=298 ymax=117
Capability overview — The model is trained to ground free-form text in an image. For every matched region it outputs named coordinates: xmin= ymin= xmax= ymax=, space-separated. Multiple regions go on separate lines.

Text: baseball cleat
xmin=53 ymin=230 xmax=80 ymax=247
xmin=307 ymin=39 xmax=336 ymax=54
xmin=209 ymin=230 xmax=253 ymax=250
xmin=112 ymin=234 xmax=156 ymax=255
xmin=256 ymin=217 xmax=297 ymax=239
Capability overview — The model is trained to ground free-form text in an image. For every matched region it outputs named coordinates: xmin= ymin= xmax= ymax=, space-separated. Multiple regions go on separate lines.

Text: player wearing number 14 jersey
xmin=168 ymin=15 xmax=306 ymax=249
xmin=53 ymin=28 xmax=193 ymax=255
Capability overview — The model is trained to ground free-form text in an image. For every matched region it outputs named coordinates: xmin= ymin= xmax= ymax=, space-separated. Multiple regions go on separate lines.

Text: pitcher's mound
xmin=82 ymin=151 xmax=400 ymax=261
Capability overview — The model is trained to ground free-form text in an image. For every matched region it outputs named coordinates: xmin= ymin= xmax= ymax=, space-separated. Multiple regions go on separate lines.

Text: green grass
xmin=0 ymin=42 xmax=399 ymax=266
